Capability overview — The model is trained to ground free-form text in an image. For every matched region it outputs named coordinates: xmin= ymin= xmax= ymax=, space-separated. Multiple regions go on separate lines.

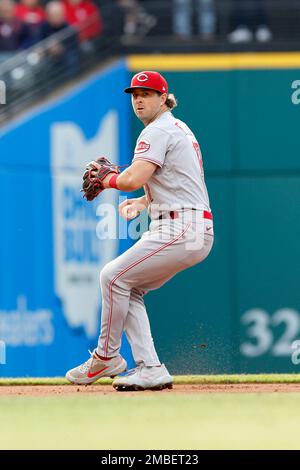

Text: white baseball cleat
xmin=112 ymin=363 xmax=173 ymax=391
xmin=66 ymin=350 xmax=127 ymax=385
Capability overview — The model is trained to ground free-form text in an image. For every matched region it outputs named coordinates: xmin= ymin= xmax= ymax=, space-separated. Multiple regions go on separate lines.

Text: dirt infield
xmin=1 ymin=383 xmax=300 ymax=396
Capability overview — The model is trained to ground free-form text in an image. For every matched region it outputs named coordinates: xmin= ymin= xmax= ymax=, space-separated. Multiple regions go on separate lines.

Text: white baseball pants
xmin=97 ymin=211 xmax=214 ymax=366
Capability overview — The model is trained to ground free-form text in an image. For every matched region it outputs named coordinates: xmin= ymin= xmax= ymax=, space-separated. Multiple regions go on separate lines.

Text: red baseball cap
xmin=124 ymin=71 xmax=168 ymax=94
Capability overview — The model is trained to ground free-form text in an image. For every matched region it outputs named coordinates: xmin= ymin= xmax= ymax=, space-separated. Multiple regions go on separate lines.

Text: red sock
xmin=95 ymin=351 xmax=112 ymax=361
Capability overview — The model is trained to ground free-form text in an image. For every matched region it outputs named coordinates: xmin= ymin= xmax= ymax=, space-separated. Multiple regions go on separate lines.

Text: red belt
xmin=158 ymin=210 xmax=213 ymax=220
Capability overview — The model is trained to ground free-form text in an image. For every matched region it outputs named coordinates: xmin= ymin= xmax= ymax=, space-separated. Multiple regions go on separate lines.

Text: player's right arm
xmin=103 ymin=127 xmax=169 ymax=192
xmin=113 ymin=160 xmax=158 ymax=192
xmin=101 ymin=159 xmax=157 ymax=193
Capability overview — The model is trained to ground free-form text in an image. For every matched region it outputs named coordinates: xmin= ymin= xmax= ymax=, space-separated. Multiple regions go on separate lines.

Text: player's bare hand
xmin=119 ymin=198 xmax=147 ymax=220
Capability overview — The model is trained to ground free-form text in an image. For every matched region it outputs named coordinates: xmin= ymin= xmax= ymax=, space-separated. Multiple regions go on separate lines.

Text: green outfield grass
xmin=1 ymin=392 xmax=300 ymax=450
xmin=0 ymin=374 xmax=300 ymax=449
xmin=1 ymin=373 xmax=300 ymax=386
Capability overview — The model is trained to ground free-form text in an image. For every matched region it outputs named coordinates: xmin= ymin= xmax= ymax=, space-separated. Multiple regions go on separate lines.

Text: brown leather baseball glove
xmin=81 ymin=156 xmax=121 ymax=201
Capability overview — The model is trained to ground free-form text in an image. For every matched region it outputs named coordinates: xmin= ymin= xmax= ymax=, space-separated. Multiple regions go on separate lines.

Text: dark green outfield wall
xmin=131 ymin=69 xmax=300 ymax=374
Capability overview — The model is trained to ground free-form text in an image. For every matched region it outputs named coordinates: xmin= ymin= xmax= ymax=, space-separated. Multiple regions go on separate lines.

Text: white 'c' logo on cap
xmin=137 ymin=73 xmax=148 ymax=82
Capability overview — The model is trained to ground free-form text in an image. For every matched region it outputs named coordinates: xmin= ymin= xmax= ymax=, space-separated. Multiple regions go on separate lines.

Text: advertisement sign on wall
xmin=0 ymin=60 xmax=135 ymax=377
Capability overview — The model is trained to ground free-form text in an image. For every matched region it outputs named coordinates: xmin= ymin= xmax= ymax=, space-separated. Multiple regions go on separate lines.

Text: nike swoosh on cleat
xmin=87 ymin=367 xmax=108 ymax=378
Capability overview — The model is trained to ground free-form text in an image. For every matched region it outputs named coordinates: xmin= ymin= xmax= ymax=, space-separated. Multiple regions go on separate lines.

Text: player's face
xmin=131 ymin=89 xmax=167 ymax=125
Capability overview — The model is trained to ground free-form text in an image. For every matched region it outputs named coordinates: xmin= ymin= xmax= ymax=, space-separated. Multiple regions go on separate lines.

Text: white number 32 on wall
xmin=240 ymin=308 xmax=300 ymax=357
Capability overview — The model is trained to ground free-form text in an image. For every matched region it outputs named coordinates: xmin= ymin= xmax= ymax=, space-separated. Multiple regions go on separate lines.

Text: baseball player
xmin=66 ymin=71 xmax=214 ymax=391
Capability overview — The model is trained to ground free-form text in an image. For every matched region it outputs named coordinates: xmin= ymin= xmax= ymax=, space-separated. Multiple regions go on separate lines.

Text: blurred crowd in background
xmin=0 ymin=0 xmax=102 ymax=62
xmin=0 ymin=0 xmax=298 ymax=118
xmin=0 ymin=0 xmax=280 ymax=60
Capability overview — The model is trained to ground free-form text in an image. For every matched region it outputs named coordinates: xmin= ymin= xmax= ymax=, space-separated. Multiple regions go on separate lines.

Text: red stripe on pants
xmin=103 ymin=223 xmax=191 ymax=356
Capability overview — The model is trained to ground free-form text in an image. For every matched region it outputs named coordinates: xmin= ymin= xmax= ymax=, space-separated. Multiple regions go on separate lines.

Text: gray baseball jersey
xmin=97 ymin=110 xmax=213 ymax=364
xmin=133 ymin=111 xmax=211 ymax=216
